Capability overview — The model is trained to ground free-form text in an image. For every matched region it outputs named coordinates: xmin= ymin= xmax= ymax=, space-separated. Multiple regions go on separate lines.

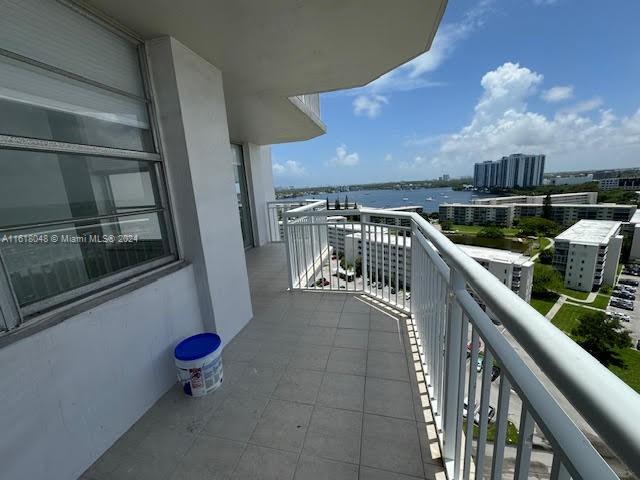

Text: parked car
xmin=615 ymin=285 xmax=636 ymax=293
xmin=491 ymin=365 xmax=501 ymax=382
xmin=611 ymin=300 xmax=634 ymax=311
xmin=612 ymin=291 xmax=635 ymax=300
xmin=474 ymin=405 xmax=496 ymax=425
xmin=619 ymin=279 xmax=639 ymax=286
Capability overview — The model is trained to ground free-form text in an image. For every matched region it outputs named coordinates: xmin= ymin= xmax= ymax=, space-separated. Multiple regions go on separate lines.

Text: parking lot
xmin=606 ymin=271 xmax=640 ymax=349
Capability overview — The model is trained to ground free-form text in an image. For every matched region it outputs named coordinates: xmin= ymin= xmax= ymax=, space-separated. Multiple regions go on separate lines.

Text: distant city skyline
xmin=272 ymin=0 xmax=640 ymax=187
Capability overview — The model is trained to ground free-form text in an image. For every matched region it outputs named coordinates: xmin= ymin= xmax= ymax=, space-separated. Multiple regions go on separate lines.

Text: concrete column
xmin=146 ymin=37 xmax=252 ymax=343
xmin=244 ymin=143 xmax=275 ymax=247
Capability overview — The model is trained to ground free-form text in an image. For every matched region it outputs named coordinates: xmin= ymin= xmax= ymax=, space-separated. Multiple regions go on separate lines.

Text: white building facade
xmin=473 ymin=153 xmax=545 ymax=189
xmin=553 ymin=220 xmax=623 ymax=292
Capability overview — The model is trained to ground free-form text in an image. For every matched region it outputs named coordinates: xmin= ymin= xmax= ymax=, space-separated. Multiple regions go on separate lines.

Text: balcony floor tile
xmin=82 ymin=243 xmax=444 ymax=480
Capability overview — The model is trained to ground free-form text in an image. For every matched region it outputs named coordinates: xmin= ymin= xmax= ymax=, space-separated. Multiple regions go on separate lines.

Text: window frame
xmin=0 ymin=4 xmax=178 ymax=332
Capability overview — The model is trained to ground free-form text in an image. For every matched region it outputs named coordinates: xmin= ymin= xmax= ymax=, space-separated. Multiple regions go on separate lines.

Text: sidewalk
xmin=545 ymin=296 xmax=565 ymax=320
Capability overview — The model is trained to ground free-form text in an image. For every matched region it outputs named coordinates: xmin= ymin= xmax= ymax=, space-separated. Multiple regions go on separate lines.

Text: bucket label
xmin=189 ymin=368 xmax=204 ymax=390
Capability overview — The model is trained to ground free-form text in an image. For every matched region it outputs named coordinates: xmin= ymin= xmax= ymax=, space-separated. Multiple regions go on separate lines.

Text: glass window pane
xmin=0 ymin=0 xmax=144 ymax=96
xmin=230 ymin=144 xmax=253 ymax=248
xmin=0 ymin=212 xmax=171 ymax=307
xmin=0 ymin=149 xmax=162 ymax=228
xmin=0 ymin=56 xmax=153 ymax=151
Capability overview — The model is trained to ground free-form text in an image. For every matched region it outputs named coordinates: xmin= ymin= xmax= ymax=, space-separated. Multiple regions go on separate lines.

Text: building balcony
xmin=83 ymin=204 xmax=640 ymax=480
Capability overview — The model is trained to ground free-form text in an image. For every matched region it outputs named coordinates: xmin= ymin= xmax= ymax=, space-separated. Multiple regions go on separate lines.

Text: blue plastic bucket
xmin=174 ymin=333 xmax=223 ymax=397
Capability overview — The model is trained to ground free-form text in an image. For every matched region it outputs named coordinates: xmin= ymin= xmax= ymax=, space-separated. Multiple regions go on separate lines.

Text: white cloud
xmin=559 ymin=97 xmax=603 ymax=115
xmin=341 ymin=1 xmax=495 ymax=118
xmin=405 ymin=62 xmax=640 ymax=175
xmin=272 ymin=160 xmax=306 ymax=177
xmin=541 ymin=85 xmax=574 ymax=102
xmin=384 ymin=153 xmax=393 ymax=162
xmin=328 ymin=145 xmax=360 ymax=167
xmin=353 ymin=94 xmax=388 ymax=118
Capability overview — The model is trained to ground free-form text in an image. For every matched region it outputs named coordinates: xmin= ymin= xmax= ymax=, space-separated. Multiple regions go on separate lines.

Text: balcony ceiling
xmin=86 ymin=0 xmax=447 ymax=144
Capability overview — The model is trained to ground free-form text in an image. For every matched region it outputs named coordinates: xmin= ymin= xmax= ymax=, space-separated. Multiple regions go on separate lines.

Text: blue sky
xmin=271 ymin=0 xmax=640 ymax=187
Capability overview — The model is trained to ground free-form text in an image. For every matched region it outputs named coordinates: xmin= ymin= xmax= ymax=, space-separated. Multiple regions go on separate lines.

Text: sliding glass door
xmin=230 ymin=144 xmax=254 ymax=249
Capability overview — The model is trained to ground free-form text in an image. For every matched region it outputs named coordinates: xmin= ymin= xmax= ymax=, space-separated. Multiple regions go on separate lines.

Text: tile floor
xmin=81 ymin=243 xmax=445 ymax=480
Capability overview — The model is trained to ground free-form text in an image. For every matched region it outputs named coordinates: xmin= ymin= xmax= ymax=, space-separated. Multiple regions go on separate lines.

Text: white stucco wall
xmin=244 ymin=143 xmax=275 ymax=247
xmin=147 ymin=37 xmax=253 ymax=343
xmin=603 ymin=236 xmax=623 ymax=285
xmin=0 ymin=266 xmax=203 ymax=480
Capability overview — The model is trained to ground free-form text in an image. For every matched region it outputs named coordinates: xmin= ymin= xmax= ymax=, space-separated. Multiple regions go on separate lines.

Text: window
xmin=0 ymin=1 xmax=175 ymax=330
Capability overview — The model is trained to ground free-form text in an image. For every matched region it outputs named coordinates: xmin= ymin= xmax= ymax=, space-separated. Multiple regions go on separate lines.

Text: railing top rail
xmin=349 ymin=206 xmax=639 ymax=474
xmin=268 ymin=199 xmax=324 ymax=206
xmin=285 ymin=199 xmax=326 ymax=214
xmin=393 ymin=209 xmax=639 ymax=473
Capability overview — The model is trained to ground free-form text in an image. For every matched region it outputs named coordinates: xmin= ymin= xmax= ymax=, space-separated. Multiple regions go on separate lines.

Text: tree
xmin=344 ymin=195 xmax=349 ymax=209
xmin=478 ymin=226 xmax=504 ymax=239
xmin=326 ymin=197 xmax=330 ymax=210
xmin=572 ymin=311 xmax=632 ymax=367
xmin=532 ymin=263 xmax=563 ymax=297
xmin=440 ymin=220 xmax=453 ymax=231
xmin=518 ymin=217 xmax=561 ymax=237
xmin=542 ymin=193 xmax=553 ymax=220
xmin=539 ymin=247 xmax=554 ymax=264
xmin=334 ymin=198 xmax=341 ymax=210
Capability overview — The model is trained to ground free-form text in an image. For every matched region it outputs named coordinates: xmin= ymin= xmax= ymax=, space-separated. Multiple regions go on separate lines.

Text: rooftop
xmin=555 ymin=219 xmax=622 ymax=244
xmin=457 ymin=244 xmax=534 ymax=266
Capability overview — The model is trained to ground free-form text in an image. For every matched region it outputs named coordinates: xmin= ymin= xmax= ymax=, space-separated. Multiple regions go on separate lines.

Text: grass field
xmin=553 ymin=285 xmax=591 ymax=300
xmin=463 ymin=420 xmax=519 ymax=445
xmin=550 ymin=303 xmax=587 ymax=333
xmin=451 ymin=224 xmax=520 ymax=236
xmin=551 ymin=303 xmax=640 ymax=394
xmin=590 ymin=293 xmax=611 ymax=310
xmin=530 ymin=295 xmax=558 ymax=316
xmin=610 ymin=348 xmax=640 ymax=394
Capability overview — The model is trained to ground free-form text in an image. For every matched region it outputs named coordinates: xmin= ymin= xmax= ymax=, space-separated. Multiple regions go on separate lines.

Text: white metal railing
xmin=266 ymin=199 xmax=323 ymax=243
xmin=282 ymin=204 xmax=640 ymax=480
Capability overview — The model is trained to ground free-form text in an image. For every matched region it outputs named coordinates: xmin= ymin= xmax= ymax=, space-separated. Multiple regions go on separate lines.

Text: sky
xmin=271 ymin=0 xmax=640 ymax=187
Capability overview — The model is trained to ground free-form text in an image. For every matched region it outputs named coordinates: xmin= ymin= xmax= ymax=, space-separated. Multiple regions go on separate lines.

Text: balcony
xmin=83 ymin=203 xmax=640 ymax=480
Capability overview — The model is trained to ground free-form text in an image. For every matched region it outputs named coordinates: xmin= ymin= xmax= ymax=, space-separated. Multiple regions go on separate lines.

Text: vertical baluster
xmin=490 ymin=373 xmax=512 ymax=480
xmin=514 ymin=408 xmax=535 ymax=480
xmin=453 ymin=313 xmax=470 ymax=477
xmin=463 ymin=329 xmax=480 ymax=480
xmin=395 ymin=222 xmax=399 ymax=306
xmin=550 ymin=454 xmax=571 ymax=480
xmin=310 ymin=216 xmax=317 ymax=290
xmin=475 ymin=349 xmax=494 ymax=480
xmin=403 ymin=229 xmax=407 ymax=311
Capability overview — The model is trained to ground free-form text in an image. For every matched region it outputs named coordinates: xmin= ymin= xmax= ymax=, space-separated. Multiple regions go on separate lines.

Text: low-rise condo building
xmin=440 ymin=201 xmax=636 ymax=227
xmin=552 ymin=220 xmax=623 ymax=292
xmin=472 ymin=191 xmax=598 ymax=205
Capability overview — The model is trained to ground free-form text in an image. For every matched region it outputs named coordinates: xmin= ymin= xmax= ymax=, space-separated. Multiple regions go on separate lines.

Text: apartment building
xmin=439 ymin=203 xmax=514 ymax=227
xmin=457 ymin=245 xmax=534 ymax=302
xmin=472 ymin=191 xmax=598 ymax=205
xmin=0 ymin=1 xmax=447 ymax=478
xmin=440 ymin=201 xmax=635 ymax=227
xmin=473 ymin=153 xmax=545 ymax=189
xmin=514 ymin=203 xmax=637 ymax=225
xmin=544 ymin=173 xmax=594 ymax=186
xmin=599 ymin=176 xmax=640 ymax=191
xmin=553 ymin=220 xmax=623 ymax=292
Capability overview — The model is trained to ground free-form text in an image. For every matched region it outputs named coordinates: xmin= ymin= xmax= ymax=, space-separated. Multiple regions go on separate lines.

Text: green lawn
xmin=451 ymin=224 xmax=520 ymax=236
xmin=553 ymin=285 xmax=591 ymax=300
xmin=551 ymin=303 xmax=640 ymax=394
xmin=551 ymin=303 xmax=588 ymax=332
xmin=529 ymin=236 xmax=552 ymax=257
xmin=530 ymin=295 xmax=559 ymax=316
xmin=590 ymin=294 xmax=611 ymax=310
xmin=610 ymin=348 xmax=640 ymax=394
xmin=463 ymin=420 xmax=519 ymax=445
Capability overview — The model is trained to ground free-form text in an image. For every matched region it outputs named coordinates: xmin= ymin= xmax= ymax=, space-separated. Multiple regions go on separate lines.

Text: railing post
xmin=361 ymin=213 xmax=368 ymax=294
xmin=442 ymin=267 xmax=465 ymax=465
xmin=283 ymin=211 xmax=294 ymax=290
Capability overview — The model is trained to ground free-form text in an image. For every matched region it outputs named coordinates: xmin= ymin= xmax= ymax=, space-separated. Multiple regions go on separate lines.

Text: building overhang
xmin=83 ymin=0 xmax=447 ymax=144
